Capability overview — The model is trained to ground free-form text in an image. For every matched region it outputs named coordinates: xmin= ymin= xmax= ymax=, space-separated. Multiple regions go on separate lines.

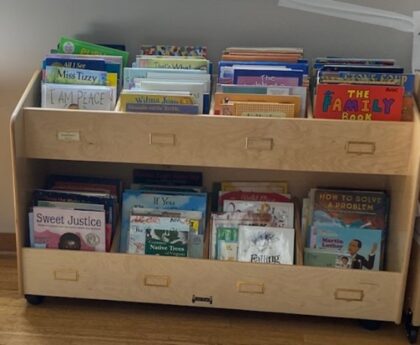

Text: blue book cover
xmin=311 ymin=223 xmax=384 ymax=271
xmin=120 ymin=190 xmax=207 ymax=253
xmin=125 ymin=103 xmax=200 ymax=114
xmin=43 ymin=57 xmax=107 ymax=71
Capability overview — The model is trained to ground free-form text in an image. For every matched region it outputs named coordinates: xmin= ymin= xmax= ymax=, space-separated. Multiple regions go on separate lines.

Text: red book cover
xmin=314 ymin=84 xmax=404 ymax=121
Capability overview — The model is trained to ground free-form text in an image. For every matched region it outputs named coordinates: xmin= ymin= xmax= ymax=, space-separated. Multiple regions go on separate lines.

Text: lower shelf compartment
xmin=22 ymin=248 xmax=403 ymax=322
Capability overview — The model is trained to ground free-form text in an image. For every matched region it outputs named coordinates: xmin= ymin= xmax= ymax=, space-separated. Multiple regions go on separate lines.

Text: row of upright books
xmin=37 ymin=36 xmax=415 ymax=121
xmin=26 ymin=170 xmax=390 ymax=271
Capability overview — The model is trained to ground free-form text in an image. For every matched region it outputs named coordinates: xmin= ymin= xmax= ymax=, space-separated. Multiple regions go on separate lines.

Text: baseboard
xmin=0 ymin=233 xmax=16 ymax=252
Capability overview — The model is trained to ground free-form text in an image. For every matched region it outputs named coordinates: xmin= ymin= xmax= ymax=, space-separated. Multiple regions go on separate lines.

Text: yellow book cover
xmin=233 ymin=101 xmax=295 ymax=118
xmin=119 ymin=91 xmax=195 ymax=110
xmin=214 ymin=92 xmax=301 ymax=117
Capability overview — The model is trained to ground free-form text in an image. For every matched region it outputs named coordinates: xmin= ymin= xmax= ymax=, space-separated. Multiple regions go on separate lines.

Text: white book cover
xmin=222 ymin=200 xmax=294 ymax=228
xmin=237 ymin=225 xmax=294 ymax=265
xmin=33 ymin=206 xmax=106 ymax=251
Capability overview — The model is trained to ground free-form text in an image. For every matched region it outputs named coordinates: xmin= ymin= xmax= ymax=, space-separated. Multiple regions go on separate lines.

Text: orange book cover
xmin=213 ymin=92 xmax=301 ymax=116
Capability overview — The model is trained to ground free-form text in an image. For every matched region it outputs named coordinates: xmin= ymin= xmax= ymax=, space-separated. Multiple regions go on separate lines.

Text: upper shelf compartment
xmin=16 ymin=71 xmax=416 ymax=175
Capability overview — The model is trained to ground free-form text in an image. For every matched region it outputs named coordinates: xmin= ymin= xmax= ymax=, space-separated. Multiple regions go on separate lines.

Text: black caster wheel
xmin=405 ymin=309 xmax=419 ymax=344
xmin=24 ymin=294 xmax=45 ymax=305
xmin=358 ymin=319 xmax=382 ymax=331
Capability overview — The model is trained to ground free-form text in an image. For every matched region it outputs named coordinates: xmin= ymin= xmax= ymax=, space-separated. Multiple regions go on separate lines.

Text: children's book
xmin=133 ymin=169 xmax=202 ymax=186
xmin=32 ymin=206 xmax=106 ymax=251
xmin=304 ymin=248 xmax=352 ymax=269
xmin=220 ymin=181 xmax=288 ymax=193
xmin=237 ymin=225 xmax=294 ymax=264
xmin=314 ymin=84 xmax=404 ymax=121
xmin=139 ymin=45 xmax=208 ymax=58
xmin=233 ymin=67 xmax=304 ymax=87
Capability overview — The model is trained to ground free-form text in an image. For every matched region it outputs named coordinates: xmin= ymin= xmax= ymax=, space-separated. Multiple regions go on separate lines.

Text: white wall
xmin=1 ymin=0 xmax=419 ymax=233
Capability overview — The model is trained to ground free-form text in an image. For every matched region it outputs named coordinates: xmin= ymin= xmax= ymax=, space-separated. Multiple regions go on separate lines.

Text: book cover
xmin=311 ymin=223 xmax=384 ymax=270
xmin=233 ymin=68 xmax=304 ymax=87
xmin=119 ymin=90 xmax=196 ymax=110
xmin=44 ymin=66 xmax=108 ymax=85
xmin=216 ymin=226 xmax=239 ymax=261
xmin=314 ymin=84 xmax=404 ymax=121
xmin=57 ymin=36 xmax=129 ymax=67
xmin=304 ymin=248 xmax=352 ymax=269
xmin=139 ymin=45 xmax=208 ymax=58
xmin=43 ymin=56 xmax=107 ymax=71
xmin=218 ymin=191 xmax=291 ymax=211
xmin=144 ymin=216 xmax=190 ymax=257
xmin=124 ymin=103 xmax=200 ymax=114
xmin=128 ymin=215 xmax=190 ymax=255
xmin=222 ymin=200 xmax=294 ymax=228
xmin=32 ymin=206 xmax=106 ymax=251
xmin=220 ymin=181 xmax=288 ymax=193
xmin=41 ymin=83 xmax=115 ymax=110
xmin=213 ymin=92 xmax=301 ymax=116
xmin=136 ymin=56 xmax=209 ymax=71
xmin=237 ymin=225 xmax=294 ymax=264
xmin=230 ymin=101 xmax=296 ymax=118
xmin=133 ymin=169 xmax=203 ymax=186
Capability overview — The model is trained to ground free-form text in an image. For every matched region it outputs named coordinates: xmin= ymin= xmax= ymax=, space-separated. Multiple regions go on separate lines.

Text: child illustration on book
xmin=347 ymin=239 xmax=377 ymax=270
xmin=58 ymin=232 xmax=81 ymax=250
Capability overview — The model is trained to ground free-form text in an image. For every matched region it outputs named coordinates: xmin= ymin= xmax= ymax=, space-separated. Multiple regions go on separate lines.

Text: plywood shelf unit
xmin=10 ymin=71 xmax=420 ymax=323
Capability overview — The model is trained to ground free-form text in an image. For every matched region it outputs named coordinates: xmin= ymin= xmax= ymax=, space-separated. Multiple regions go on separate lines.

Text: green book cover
xmin=145 ymin=228 xmax=188 ymax=257
xmin=58 ymin=36 xmax=129 ymax=67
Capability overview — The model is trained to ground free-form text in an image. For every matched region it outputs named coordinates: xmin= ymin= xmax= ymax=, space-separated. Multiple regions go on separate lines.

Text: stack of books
xmin=312 ymin=57 xmax=414 ymax=121
xmin=121 ymin=44 xmax=211 ymax=114
xmin=210 ymin=181 xmax=295 ymax=264
xmin=302 ymin=188 xmax=389 ymax=270
xmin=214 ymin=47 xmax=309 ymax=118
xmin=120 ymin=169 xmax=208 ymax=258
xmin=41 ymin=36 xmax=127 ymax=110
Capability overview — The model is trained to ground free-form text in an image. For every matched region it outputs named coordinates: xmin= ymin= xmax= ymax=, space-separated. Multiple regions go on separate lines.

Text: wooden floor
xmin=0 ymin=254 xmax=412 ymax=345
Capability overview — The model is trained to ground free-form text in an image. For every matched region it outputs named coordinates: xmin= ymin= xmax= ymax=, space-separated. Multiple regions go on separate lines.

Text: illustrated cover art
xmin=144 ymin=216 xmax=190 ymax=257
xmin=139 ymin=45 xmax=208 ymax=58
xmin=222 ymin=200 xmax=294 ymax=228
xmin=233 ymin=68 xmax=304 ymax=87
xmin=311 ymin=223 xmax=384 ymax=270
xmin=218 ymin=191 xmax=291 ymax=212
xmin=32 ymin=206 xmax=106 ymax=251
xmin=304 ymin=248 xmax=352 ymax=269
xmin=311 ymin=188 xmax=388 ymax=231
xmin=237 ymin=225 xmax=294 ymax=264
xmin=220 ymin=181 xmax=288 ymax=193
xmin=128 ymin=215 xmax=189 ymax=255
xmin=314 ymin=84 xmax=404 ymax=121
xmin=216 ymin=226 xmax=239 ymax=261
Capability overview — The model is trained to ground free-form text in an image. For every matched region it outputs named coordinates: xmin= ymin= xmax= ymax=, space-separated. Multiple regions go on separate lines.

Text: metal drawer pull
xmin=334 ymin=288 xmax=364 ymax=301
xmin=149 ymin=133 xmax=176 ymax=146
xmin=54 ymin=269 xmax=79 ymax=282
xmin=144 ymin=275 xmax=170 ymax=287
xmin=346 ymin=141 xmax=376 ymax=155
xmin=245 ymin=137 xmax=273 ymax=151
xmin=237 ymin=281 xmax=265 ymax=294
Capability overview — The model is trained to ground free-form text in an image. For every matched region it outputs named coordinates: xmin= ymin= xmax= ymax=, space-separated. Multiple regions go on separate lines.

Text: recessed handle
xmin=334 ymin=288 xmax=364 ymax=301
xmin=346 ymin=141 xmax=376 ymax=155
xmin=54 ymin=269 xmax=79 ymax=282
xmin=144 ymin=275 xmax=171 ymax=287
xmin=149 ymin=133 xmax=176 ymax=146
xmin=245 ymin=137 xmax=273 ymax=151
xmin=57 ymin=131 xmax=80 ymax=142
xmin=237 ymin=281 xmax=265 ymax=294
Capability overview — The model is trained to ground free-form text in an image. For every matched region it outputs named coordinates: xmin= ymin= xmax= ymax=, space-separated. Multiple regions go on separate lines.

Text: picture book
xmin=237 ymin=225 xmax=294 ymax=264
xmin=213 ymin=93 xmax=301 ymax=116
xmin=44 ymin=66 xmax=108 ymax=86
xmin=128 ymin=215 xmax=190 ymax=256
xmin=314 ymin=84 xmax=404 ymax=121
xmin=43 ymin=56 xmax=107 ymax=71
xmin=32 ymin=206 xmax=106 ymax=251
xmin=233 ymin=68 xmax=304 ymax=87
xmin=57 ymin=36 xmax=129 ymax=67
xmin=216 ymin=226 xmax=239 ymax=261
xmin=310 ymin=188 xmax=388 ymax=231
xmin=119 ymin=90 xmax=196 ymax=111
xmin=220 ymin=181 xmax=288 ymax=193
xmin=310 ymin=223 xmax=384 ymax=270
xmin=136 ymin=56 xmax=209 ymax=71
xmin=223 ymin=101 xmax=295 ymax=118
xmin=143 ymin=216 xmax=190 ymax=257
xmin=218 ymin=191 xmax=291 ymax=211
xmin=222 ymin=200 xmax=294 ymax=228
xmin=139 ymin=45 xmax=208 ymax=58
xmin=304 ymin=248 xmax=352 ymax=269
xmin=41 ymin=83 xmax=115 ymax=110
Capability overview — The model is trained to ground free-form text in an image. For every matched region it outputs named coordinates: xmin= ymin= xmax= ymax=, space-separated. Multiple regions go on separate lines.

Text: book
xmin=136 ymin=56 xmax=209 ymax=71
xmin=237 ymin=225 xmax=294 ymax=264
xmin=304 ymin=248 xmax=352 ymax=269
xmin=215 ymin=226 xmax=239 ymax=261
xmin=224 ymin=101 xmax=296 ymax=118
xmin=133 ymin=169 xmax=202 ymax=186
xmin=220 ymin=181 xmax=288 ymax=193
xmin=57 ymin=36 xmax=129 ymax=67
xmin=314 ymin=84 xmax=404 ymax=121
xmin=139 ymin=45 xmax=208 ymax=58
xmin=310 ymin=223 xmax=384 ymax=270
xmin=128 ymin=215 xmax=190 ymax=256
xmin=119 ymin=90 xmax=196 ymax=111
xmin=32 ymin=206 xmax=106 ymax=251
xmin=233 ymin=68 xmax=304 ymax=87
xmin=41 ymin=83 xmax=115 ymax=110
xmin=124 ymin=103 xmax=200 ymax=114
xmin=218 ymin=191 xmax=291 ymax=211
